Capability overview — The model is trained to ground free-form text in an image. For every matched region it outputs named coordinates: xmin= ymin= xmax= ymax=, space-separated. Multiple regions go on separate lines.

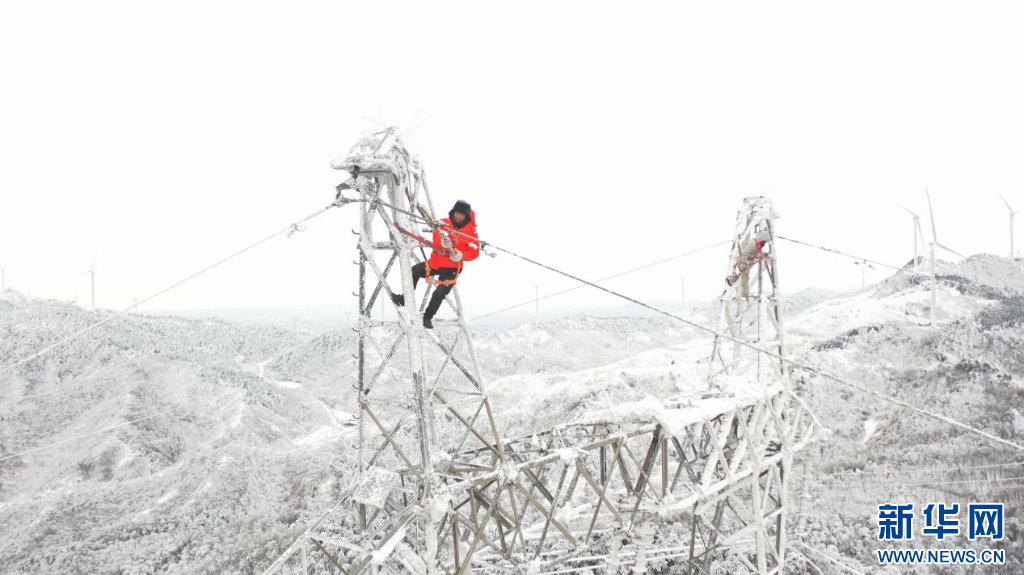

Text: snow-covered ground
xmin=1 ymin=254 xmax=1023 ymax=573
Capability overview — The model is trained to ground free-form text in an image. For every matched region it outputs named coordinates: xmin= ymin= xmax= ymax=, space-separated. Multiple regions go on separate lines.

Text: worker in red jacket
xmin=392 ymin=200 xmax=480 ymax=328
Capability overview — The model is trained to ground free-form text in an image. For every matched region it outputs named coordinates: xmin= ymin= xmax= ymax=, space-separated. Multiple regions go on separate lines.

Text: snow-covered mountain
xmin=0 ymin=296 xmax=355 ymax=574
xmin=1 ymin=254 xmax=1023 ymax=573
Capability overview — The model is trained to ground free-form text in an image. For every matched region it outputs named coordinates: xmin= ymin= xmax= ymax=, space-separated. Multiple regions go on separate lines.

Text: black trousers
xmin=412 ymin=262 xmax=459 ymax=319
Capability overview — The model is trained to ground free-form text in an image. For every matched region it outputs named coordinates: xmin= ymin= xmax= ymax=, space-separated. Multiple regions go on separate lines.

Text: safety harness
xmin=424 ymin=261 xmax=463 ymax=286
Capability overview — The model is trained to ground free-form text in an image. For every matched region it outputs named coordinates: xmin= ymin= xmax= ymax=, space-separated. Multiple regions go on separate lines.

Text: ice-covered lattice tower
xmin=707 ymin=196 xmax=787 ymax=389
xmin=264 ymin=128 xmax=510 ymax=575
xmin=264 ymin=146 xmax=818 ymax=574
xmin=684 ymin=196 xmax=819 ymax=574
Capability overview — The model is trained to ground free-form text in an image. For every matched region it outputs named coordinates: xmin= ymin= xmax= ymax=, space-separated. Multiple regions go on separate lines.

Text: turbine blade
xmin=998 ymin=192 xmax=1014 ymax=213
xmin=936 ymin=242 xmax=966 ymax=259
xmin=897 ymin=204 xmax=919 ymax=218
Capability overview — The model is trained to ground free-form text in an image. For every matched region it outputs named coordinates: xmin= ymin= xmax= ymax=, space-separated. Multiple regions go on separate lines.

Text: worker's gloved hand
xmin=449 ymin=249 xmax=463 ymax=263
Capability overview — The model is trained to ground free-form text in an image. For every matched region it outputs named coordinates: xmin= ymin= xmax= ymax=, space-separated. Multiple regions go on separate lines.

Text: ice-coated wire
xmin=791 ymin=542 xmax=866 ymax=575
xmin=777 ymin=235 xmax=929 ymax=279
xmin=0 ymin=405 xmax=183 ymax=462
xmin=805 ymin=461 xmax=1024 ymax=478
xmin=796 ymin=474 xmax=1024 ymax=491
xmin=472 ymin=240 xmax=731 ymax=321
xmin=0 ymin=202 xmax=340 ymax=377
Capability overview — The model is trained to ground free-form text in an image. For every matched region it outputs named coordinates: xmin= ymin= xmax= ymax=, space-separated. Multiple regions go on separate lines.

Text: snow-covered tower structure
xmin=264 ymin=128 xmax=509 ymax=574
xmin=264 ymin=148 xmax=817 ymax=575
xmin=691 ymin=196 xmax=819 ymax=574
xmin=707 ymin=196 xmax=786 ymax=389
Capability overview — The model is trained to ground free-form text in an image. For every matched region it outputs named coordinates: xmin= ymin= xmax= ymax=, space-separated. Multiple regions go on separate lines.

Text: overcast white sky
xmin=2 ymin=2 xmax=1023 ymax=323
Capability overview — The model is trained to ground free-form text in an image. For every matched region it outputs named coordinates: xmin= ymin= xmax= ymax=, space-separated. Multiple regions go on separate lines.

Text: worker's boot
xmin=423 ymin=316 xmax=433 ymax=329
xmin=391 ymin=293 xmax=405 ymax=307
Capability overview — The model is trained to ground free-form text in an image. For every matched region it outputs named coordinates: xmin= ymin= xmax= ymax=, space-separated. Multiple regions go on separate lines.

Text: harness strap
xmin=424 ymin=261 xmax=462 ymax=286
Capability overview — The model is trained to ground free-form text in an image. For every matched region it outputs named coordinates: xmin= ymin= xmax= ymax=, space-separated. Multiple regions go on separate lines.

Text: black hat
xmin=452 ymin=200 xmax=471 ymax=216
xmin=449 ymin=200 xmax=472 ymax=229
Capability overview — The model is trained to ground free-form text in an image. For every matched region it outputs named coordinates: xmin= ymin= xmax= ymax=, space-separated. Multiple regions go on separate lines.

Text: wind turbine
xmin=925 ymin=189 xmax=966 ymax=328
xmin=997 ymin=193 xmax=1020 ymax=259
xmin=526 ymin=280 xmax=543 ymax=318
xmin=897 ymin=205 xmax=927 ymax=268
xmin=71 ymin=251 xmax=98 ymax=310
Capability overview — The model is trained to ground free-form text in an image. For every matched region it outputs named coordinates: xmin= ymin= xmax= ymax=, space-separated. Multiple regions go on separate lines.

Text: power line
xmin=791 ymin=542 xmax=866 ymax=575
xmin=0 ymin=202 xmax=340 ymax=377
xmin=0 ymin=354 xmax=148 ymax=407
xmin=472 ymin=240 xmax=730 ymax=321
xmin=0 ymin=201 xmax=349 ymax=465
xmin=0 ymin=405 xmax=183 ymax=463
xmin=247 ymin=412 xmax=350 ymax=472
xmin=786 ymin=547 xmax=829 ymax=575
xmin=777 ymin=235 xmax=929 ymax=279
xmin=805 ymin=461 xmax=1024 ymax=478
xmin=1 ymin=374 xmax=354 ymax=465
xmin=797 ymin=474 xmax=1024 ymax=491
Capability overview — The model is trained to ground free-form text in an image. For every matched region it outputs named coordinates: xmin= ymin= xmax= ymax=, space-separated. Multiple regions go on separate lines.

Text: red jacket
xmin=429 ymin=209 xmax=480 ymax=269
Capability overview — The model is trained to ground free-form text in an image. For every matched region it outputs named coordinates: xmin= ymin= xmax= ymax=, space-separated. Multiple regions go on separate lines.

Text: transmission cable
xmin=0 ymin=406 xmax=182 ymax=463
xmin=472 ymin=240 xmax=730 ymax=321
xmin=0 ymin=202 xmax=341 ymax=377
xmin=777 ymin=235 xmax=929 ymax=279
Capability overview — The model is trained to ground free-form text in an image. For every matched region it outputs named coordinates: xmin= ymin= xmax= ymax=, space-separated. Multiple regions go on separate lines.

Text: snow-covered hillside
xmin=2 ymin=254 xmax=1023 ymax=573
xmin=0 ymin=296 xmax=356 ymax=574
xmin=785 ymin=256 xmax=1024 ymax=572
